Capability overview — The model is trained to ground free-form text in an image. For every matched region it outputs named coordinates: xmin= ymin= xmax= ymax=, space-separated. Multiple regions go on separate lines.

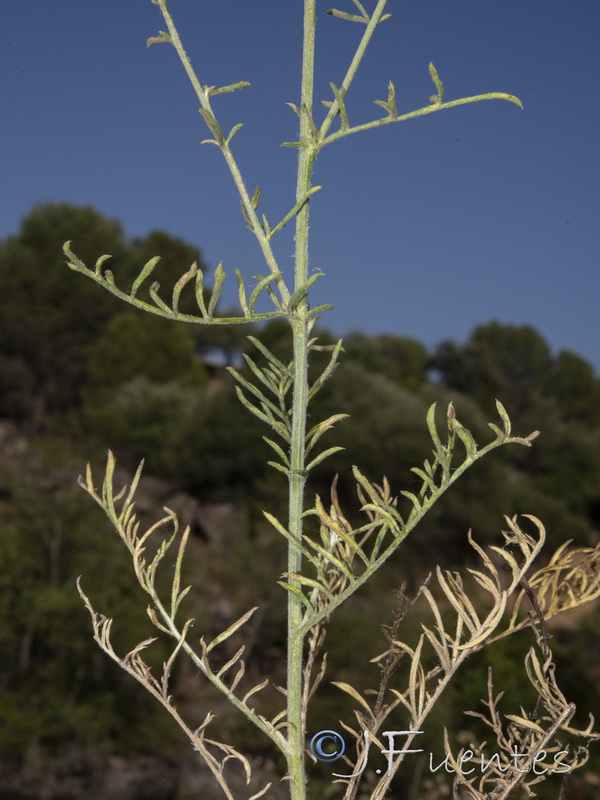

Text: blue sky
xmin=3 ymin=1 xmax=599 ymax=371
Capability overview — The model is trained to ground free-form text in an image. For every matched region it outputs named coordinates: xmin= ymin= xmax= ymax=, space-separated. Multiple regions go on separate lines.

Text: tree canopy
xmin=0 ymin=203 xmax=210 ymax=428
xmin=1 ymin=203 xmax=598 ymax=786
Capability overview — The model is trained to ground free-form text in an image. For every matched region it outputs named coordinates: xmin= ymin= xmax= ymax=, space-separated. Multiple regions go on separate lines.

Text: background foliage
xmin=1 ymin=204 xmax=598 ymax=797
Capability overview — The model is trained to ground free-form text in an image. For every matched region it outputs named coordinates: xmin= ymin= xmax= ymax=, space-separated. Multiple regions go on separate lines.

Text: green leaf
xmin=401 ymin=490 xmax=422 ymax=510
xmin=63 ymin=241 xmax=86 ymax=272
xmin=194 ymin=267 xmax=208 ymax=317
xmin=131 ymin=256 xmax=161 ymax=299
xmin=226 ymin=123 xmax=244 ymax=145
xmin=242 ymin=353 xmax=280 ymax=395
xmin=308 ymin=339 xmax=343 ymax=400
xmin=326 ymin=9 xmax=369 ymax=24
xmin=305 ymin=446 xmax=345 ymax=472
xmin=385 ymin=80 xmax=397 ymax=119
xmin=263 ymin=512 xmax=298 ymax=545
xmin=205 ymin=607 xmax=259 ymax=653
xmin=301 ymin=103 xmax=320 ymax=144
xmin=233 ymin=386 xmax=271 ymax=427
xmin=264 ymin=282 xmax=284 ymax=312
xmin=261 ymin=214 xmax=271 ymax=238
xmin=172 ymin=262 xmax=198 ymax=313
xmin=428 ymin=62 xmax=444 ymax=104
xmin=247 ymin=336 xmax=289 ymax=375
xmin=451 ymin=419 xmax=478 ymax=459
xmin=102 ymin=450 xmax=116 ymax=508
xmin=305 ymin=540 xmax=353 ymax=579
xmin=426 ymin=402 xmax=445 ymax=457
xmin=351 ymin=0 xmax=368 ymax=17
xmin=329 ymin=83 xmax=349 ymax=131
xmin=149 ymin=281 xmax=171 ymax=312
xmin=306 ymin=412 xmax=349 ymax=452
xmin=236 ymin=270 xmax=250 ymax=316
xmin=268 ymin=461 xmax=289 ymax=476
xmin=269 ymin=187 xmax=322 ymax=239
xmin=242 ymin=679 xmax=269 ymax=705
xmin=286 ymin=103 xmax=301 ymax=118
xmin=285 ymin=573 xmax=335 ymax=599
xmin=209 ymin=81 xmax=252 ymax=96
xmin=199 ymin=109 xmax=224 ymax=143
xmin=249 ymin=273 xmax=283 ymax=314
xmin=495 ymin=399 xmax=512 ymax=437
xmin=277 ymin=582 xmax=315 ymax=611
xmin=207 ymin=262 xmax=225 ymax=318
xmin=263 ymin=437 xmax=291 ymax=468
xmin=95 ymin=254 xmax=113 ymax=275
xmin=229 ymin=367 xmax=287 ymax=421
xmin=308 ymin=303 xmax=335 ymax=316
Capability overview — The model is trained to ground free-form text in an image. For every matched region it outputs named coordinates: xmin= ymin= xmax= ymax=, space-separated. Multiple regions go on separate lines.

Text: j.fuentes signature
xmin=309 ymin=730 xmax=571 ymax=778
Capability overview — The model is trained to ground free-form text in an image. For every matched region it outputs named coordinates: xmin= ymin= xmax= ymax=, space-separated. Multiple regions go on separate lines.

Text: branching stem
xmin=286 ymin=1 xmax=317 ymax=795
xmin=154 ymin=0 xmax=290 ymax=305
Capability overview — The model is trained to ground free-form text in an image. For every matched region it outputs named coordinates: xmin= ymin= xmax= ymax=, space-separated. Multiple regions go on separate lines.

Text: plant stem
xmin=286 ymin=1 xmax=318 ymax=797
xmin=155 ymin=0 xmax=290 ymax=306
xmin=319 ymin=0 xmax=390 ymax=139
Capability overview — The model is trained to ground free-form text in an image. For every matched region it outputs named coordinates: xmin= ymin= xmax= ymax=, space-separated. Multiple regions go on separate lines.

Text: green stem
xmin=156 ymin=0 xmax=290 ymax=305
xmin=286 ymin=1 xmax=318 ymax=797
xmin=319 ymin=0 xmax=390 ymax=139
xmin=322 ymin=92 xmax=522 ymax=147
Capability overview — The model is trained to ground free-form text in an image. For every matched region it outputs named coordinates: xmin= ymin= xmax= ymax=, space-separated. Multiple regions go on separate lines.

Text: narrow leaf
xmin=147 ymin=606 xmax=172 ymax=636
xmin=216 ymin=645 xmax=245 ymax=679
xmin=95 ymin=254 xmax=113 ymax=275
xmin=305 ymin=446 xmax=345 ymax=472
xmin=329 ymin=83 xmax=349 ymax=130
xmin=236 ymin=270 xmax=250 ymax=316
xmin=149 ymin=282 xmax=171 ymax=312
xmin=210 ymin=81 xmax=252 ymax=96
xmin=351 ymin=0 xmax=368 ymax=17
xmin=286 ymin=272 xmax=325 ymax=312
xmin=199 ymin=109 xmax=224 ymax=143
xmin=332 ymin=682 xmax=375 ymax=717
xmin=326 ymin=9 xmax=369 ymax=23
xmin=308 ymin=339 xmax=344 ymax=400
xmin=452 ymin=420 xmax=477 ymax=459
xmin=307 ymin=540 xmax=353 ymax=578
xmin=194 ymin=266 xmax=208 ymax=317
xmin=207 ymin=262 xmax=226 ymax=318
xmin=249 ymin=273 xmax=283 ymax=314
xmin=306 ymin=413 xmax=349 ymax=452
xmin=205 ymin=607 xmax=258 ymax=653
xmin=386 ymin=80 xmax=398 ymax=119
xmin=269 ymin=187 xmax=322 ymax=239
xmin=242 ymin=679 xmax=269 ymax=705
xmin=495 ymin=399 xmax=512 ymax=437
xmin=505 ymin=714 xmax=545 ymax=734
xmin=172 ymin=262 xmax=198 ymax=313
xmin=229 ymin=367 xmax=286 ymax=420
xmin=263 ymin=437 xmax=290 ymax=468
xmin=277 ymin=581 xmax=315 ymax=611
xmin=428 ymin=62 xmax=444 ymax=103
xmin=263 ymin=512 xmax=300 ymax=545
xmin=247 ymin=336 xmax=289 ymax=374
xmin=426 ymin=402 xmax=444 ymax=456
xmin=226 ymin=123 xmax=244 ymax=145
xmin=285 ymin=572 xmax=334 ymax=599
